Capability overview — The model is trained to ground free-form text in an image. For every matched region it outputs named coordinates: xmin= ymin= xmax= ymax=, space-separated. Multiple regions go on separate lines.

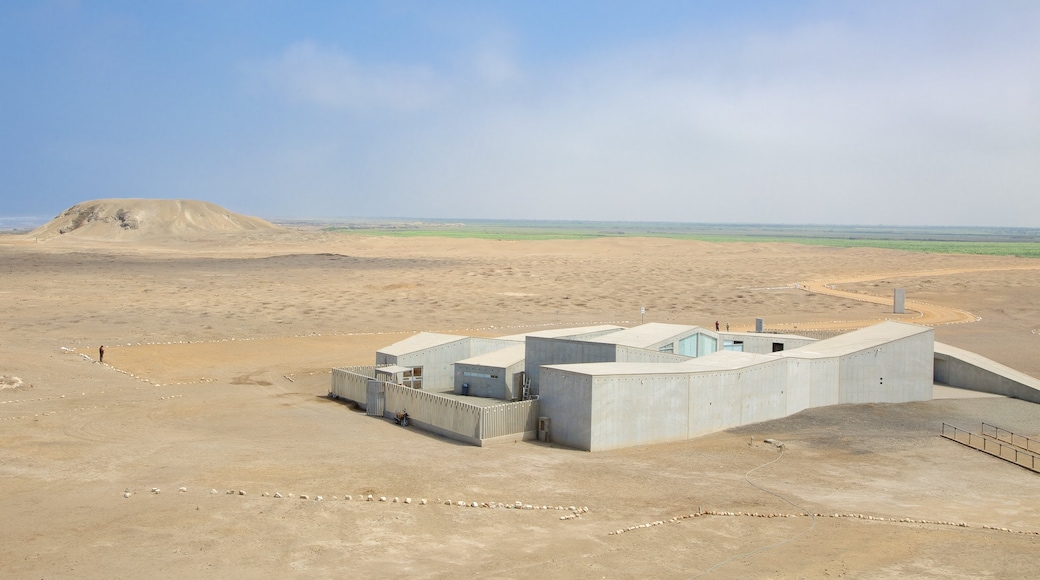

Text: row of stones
xmin=608 ymin=510 xmax=1040 ymax=536
xmin=126 ymin=488 xmax=589 ymax=519
xmin=0 ymin=395 xmax=184 ymax=422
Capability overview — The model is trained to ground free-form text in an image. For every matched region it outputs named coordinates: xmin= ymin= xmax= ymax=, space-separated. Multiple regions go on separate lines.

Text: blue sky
xmin=2 ymin=1 xmax=1038 ymax=226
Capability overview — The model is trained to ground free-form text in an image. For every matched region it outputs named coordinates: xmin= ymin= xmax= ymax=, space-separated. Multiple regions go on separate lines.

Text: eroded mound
xmin=30 ymin=199 xmax=281 ymax=241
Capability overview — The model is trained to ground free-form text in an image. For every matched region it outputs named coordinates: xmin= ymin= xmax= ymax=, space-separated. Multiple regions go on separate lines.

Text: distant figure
xmin=715 ymin=321 xmax=720 ymax=331
xmin=726 ymin=323 xmax=730 ymax=331
xmin=99 ymin=345 xmax=105 ymax=363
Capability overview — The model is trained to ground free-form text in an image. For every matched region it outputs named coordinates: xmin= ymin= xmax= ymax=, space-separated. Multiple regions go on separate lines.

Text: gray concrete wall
xmin=383 ymin=337 xmax=515 ymax=391
xmin=687 ymin=371 xmax=742 ymax=438
xmin=525 ymin=337 xmax=617 ymax=394
xmin=393 ymin=339 xmax=471 ymax=390
xmin=538 ymin=367 xmax=594 ymax=450
xmin=540 ymin=329 xmax=932 ymax=452
xmin=934 ymin=342 xmax=1040 ymax=404
xmin=453 ymin=359 xmax=524 ymax=399
xmin=837 ymin=331 xmax=933 ymax=404
xmin=616 ymin=345 xmax=690 ymax=364
xmin=738 ymin=361 xmax=791 ymax=426
xmin=469 ymin=338 xmax=517 ymax=357
xmin=588 ymin=373 xmax=691 ymax=451
xmin=717 ymin=333 xmax=816 ymax=354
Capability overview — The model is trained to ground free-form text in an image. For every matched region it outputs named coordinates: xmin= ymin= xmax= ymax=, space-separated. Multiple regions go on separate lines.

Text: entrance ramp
xmin=934 ymin=342 xmax=1040 ymax=404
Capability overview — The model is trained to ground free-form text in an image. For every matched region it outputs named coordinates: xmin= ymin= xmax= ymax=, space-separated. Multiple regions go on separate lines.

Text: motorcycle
xmin=393 ymin=411 xmax=410 ymax=427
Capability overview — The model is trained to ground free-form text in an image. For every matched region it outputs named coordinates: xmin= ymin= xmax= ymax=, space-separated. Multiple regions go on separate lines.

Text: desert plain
xmin=2 ymin=218 xmax=1040 ymax=578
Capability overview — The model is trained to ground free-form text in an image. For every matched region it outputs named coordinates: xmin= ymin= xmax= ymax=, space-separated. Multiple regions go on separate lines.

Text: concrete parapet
xmin=934 ymin=342 xmax=1040 ymax=404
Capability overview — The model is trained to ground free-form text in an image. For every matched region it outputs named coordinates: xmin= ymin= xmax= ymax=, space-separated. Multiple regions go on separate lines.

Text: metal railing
xmin=981 ymin=422 xmax=1040 ymax=454
xmin=941 ymin=423 xmax=1040 ymax=473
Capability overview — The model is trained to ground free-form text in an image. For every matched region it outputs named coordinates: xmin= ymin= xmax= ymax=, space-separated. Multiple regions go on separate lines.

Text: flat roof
xmin=546 ymin=351 xmax=783 ymax=377
xmin=780 ymin=321 xmax=930 ymax=359
xmin=495 ymin=324 xmax=625 ymax=342
xmin=456 ymin=343 xmax=526 ymax=368
xmin=544 ymin=362 xmax=700 ymax=376
xmin=718 ymin=331 xmax=815 ymax=341
xmin=585 ymin=322 xmax=701 ymax=348
xmin=679 ymin=350 xmax=782 ymax=370
xmin=377 ymin=332 xmax=468 ymax=356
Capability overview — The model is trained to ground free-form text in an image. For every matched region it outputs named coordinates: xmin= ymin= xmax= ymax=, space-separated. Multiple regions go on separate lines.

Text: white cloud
xmin=255 ymin=40 xmax=448 ymax=111
xmin=235 ymin=4 xmax=1040 ymax=226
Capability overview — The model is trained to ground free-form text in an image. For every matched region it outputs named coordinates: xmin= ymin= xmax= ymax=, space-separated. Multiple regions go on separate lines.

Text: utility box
xmin=755 ymin=318 xmax=764 ymax=333
xmin=538 ymin=417 xmax=551 ymax=442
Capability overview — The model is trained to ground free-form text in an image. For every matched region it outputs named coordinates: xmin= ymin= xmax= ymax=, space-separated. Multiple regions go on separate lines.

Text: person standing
xmin=715 ymin=320 xmax=720 ymax=331
xmin=99 ymin=345 xmax=105 ymax=363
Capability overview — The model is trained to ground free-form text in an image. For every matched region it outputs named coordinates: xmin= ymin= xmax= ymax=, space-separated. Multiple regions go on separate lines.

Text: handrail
xmin=981 ymin=422 xmax=1040 ymax=454
xmin=941 ymin=423 xmax=1040 ymax=474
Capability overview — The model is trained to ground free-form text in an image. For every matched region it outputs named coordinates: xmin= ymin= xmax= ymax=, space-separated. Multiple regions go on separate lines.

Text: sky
xmin=2 ymin=1 xmax=1039 ymax=226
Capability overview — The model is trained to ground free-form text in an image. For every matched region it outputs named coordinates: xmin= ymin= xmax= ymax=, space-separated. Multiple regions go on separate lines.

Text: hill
xmin=29 ymin=199 xmax=281 ymax=241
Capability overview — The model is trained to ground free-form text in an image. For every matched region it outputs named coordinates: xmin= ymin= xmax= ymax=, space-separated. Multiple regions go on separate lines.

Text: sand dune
xmin=28 ymin=198 xmax=281 ymax=241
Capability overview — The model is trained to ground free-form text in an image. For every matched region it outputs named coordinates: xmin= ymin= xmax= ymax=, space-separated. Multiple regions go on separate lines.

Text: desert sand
xmin=2 ymin=205 xmax=1039 ymax=578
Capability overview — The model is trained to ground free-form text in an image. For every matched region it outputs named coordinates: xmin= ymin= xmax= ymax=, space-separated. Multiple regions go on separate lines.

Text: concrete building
xmin=537 ymin=321 xmax=933 ymax=451
xmin=338 ymin=319 xmax=1040 ymax=453
xmin=376 ymin=332 xmax=517 ymax=390
xmin=524 ymin=323 xmax=816 ymax=394
xmin=453 ymin=343 xmax=526 ymax=400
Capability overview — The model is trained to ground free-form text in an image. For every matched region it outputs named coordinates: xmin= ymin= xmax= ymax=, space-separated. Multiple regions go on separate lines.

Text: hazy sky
xmin=3 ymin=1 xmax=1038 ymax=226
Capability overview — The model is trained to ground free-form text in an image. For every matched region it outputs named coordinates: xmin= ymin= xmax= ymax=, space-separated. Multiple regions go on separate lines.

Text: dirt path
xmin=753 ymin=265 xmax=1040 ymax=332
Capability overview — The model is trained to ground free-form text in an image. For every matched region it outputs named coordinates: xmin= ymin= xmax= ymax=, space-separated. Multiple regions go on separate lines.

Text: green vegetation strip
xmin=323 ymin=224 xmax=1040 ymax=258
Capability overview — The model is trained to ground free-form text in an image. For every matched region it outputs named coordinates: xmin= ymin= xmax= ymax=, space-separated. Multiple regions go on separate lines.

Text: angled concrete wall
xmin=836 ymin=331 xmax=933 ymax=404
xmin=539 ymin=367 xmax=594 ymax=450
xmin=616 ymin=345 xmax=690 ymax=364
xmin=934 ymin=342 xmax=1040 ymax=404
xmin=540 ymin=322 xmax=934 ymax=451
xmin=525 ymin=337 xmax=617 ymax=394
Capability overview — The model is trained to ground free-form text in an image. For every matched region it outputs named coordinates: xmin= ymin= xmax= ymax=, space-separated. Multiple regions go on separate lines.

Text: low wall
xmin=934 ymin=342 xmax=1040 ymax=404
xmin=379 ymin=382 xmax=539 ymax=446
xmin=331 ymin=366 xmax=376 ymax=408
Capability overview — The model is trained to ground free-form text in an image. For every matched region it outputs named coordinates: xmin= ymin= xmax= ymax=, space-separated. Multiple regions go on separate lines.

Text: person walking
xmin=99 ymin=345 xmax=105 ymax=363
xmin=715 ymin=320 xmax=720 ymax=331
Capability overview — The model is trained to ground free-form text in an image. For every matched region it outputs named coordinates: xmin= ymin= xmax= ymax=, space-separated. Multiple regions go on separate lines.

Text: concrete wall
xmin=616 ymin=345 xmax=690 ymax=364
xmin=378 ymin=338 xmax=469 ymax=390
xmin=454 ymin=359 xmax=525 ymax=400
xmin=540 ymin=327 xmax=934 ymax=451
xmin=590 ymin=373 xmax=691 ymax=451
xmin=837 ymin=331 xmax=933 ymax=404
xmin=525 ymin=337 xmax=617 ymax=394
xmin=716 ymin=333 xmax=816 ymax=354
xmin=934 ymin=342 xmax=1040 ymax=404
xmin=538 ymin=368 xmax=594 ymax=450
xmin=379 ymin=338 xmax=515 ymax=391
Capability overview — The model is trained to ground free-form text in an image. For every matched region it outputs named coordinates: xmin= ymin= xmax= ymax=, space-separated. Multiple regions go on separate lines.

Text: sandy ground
xmin=2 ymin=231 xmax=1039 ymax=579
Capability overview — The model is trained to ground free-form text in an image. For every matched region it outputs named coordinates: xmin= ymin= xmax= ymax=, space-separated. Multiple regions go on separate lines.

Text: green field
xmin=307 ymin=220 xmax=1040 ymax=258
